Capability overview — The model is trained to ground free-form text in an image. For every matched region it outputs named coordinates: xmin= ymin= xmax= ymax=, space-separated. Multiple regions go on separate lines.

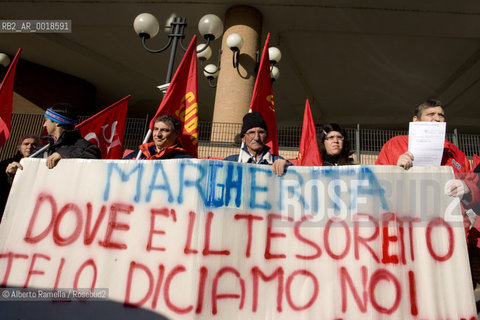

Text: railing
xmin=1 ymin=113 xmax=480 ymax=166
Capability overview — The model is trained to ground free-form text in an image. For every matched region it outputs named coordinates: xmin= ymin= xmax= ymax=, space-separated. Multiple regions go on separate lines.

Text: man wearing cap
xmin=224 ymin=112 xmax=290 ymax=176
xmin=42 ymin=103 xmax=101 ymax=168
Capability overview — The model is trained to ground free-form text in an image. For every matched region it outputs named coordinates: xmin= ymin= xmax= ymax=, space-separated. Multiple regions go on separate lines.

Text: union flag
xmin=0 ymin=48 xmax=21 ymax=148
xmin=249 ymin=33 xmax=278 ymax=154
xmin=149 ymin=35 xmax=198 ymax=158
xmin=298 ymin=99 xmax=321 ymax=166
xmin=75 ymin=95 xmax=130 ymax=159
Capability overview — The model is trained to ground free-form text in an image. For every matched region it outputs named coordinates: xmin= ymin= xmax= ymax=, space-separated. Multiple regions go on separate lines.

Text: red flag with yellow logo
xmin=249 ymin=33 xmax=278 ymax=154
xmin=298 ymin=99 xmax=322 ymax=166
xmin=149 ymin=35 xmax=198 ymax=158
xmin=0 ymin=48 xmax=21 ymax=148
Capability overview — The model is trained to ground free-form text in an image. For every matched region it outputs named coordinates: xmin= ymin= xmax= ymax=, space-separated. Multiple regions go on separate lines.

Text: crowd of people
xmin=2 ymin=99 xmax=480 ymax=201
xmin=2 ymin=99 xmax=480 ymax=290
xmin=2 ymin=99 xmax=480 ymax=204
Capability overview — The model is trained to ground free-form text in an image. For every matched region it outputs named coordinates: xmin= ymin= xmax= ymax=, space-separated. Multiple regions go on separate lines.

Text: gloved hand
xmin=444 ymin=179 xmax=471 ymax=198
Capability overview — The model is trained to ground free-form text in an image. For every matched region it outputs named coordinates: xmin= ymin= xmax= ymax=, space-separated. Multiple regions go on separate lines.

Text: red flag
xmin=75 ymin=95 xmax=130 ymax=159
xmin=474 ymin=154 xmax=480 ymax=170
xmin=149 ymin=35 xmax=199 ymax=157
xmin=0 ymin=48 xmax=21 ymax=147
xmin=298 ymin=99 xmax=321 ymax=166
xmin=249 ymin=33 xmax=279 ymax=154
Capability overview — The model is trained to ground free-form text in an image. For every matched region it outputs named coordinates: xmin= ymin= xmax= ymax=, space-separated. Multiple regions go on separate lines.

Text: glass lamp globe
xmin=0 ymin=53 xmax=10 ymax=67
xmin=204 ymin=64 xmax=219 ymax=79
xmin=226 ymin=33 xmax=243 ymax=51
xmin=271 ymin=66 xmax=280 ymax=81
xmin=196 ymin=44 xmax=212 ymax=60
xmin=198 ymin=14 xmax=224 ymax=40
xmin=268 ymin=47 xmax=282 ymax=64
xmin=133 ymin=13 xmax=160 ymax=39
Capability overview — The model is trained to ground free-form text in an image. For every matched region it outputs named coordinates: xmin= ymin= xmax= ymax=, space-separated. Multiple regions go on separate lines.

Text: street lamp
xmin=226 ymin=33 xmax=243 ymax=68
xmin=132 ymin=13 xmax=223 ymax=159
xmin=224 ymin=33 xmax=282 ymax=82
xmin=133 ymin=13 xmax=224 ymax=85
xmin=268 ymin=47 xmax=282 ymax=82
xmin=203 ymin=64 xmax=219 ymax=87
xmin=0 ymin=53 xmax=10 ymax=68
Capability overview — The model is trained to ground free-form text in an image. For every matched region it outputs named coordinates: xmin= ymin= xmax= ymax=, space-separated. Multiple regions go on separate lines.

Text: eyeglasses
xmin=325 ymin=135 xmax=344 ymax=141
xmin=245 ymin=129 xmax=267 ymax=137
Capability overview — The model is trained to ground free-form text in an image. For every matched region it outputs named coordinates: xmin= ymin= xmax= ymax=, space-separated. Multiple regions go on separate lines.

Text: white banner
xmin=0 ymin=158 xmax=476 ymax=320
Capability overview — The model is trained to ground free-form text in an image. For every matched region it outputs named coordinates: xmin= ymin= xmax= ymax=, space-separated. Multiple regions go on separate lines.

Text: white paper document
xmin=408 ymin=121 xmax=446 ymax=166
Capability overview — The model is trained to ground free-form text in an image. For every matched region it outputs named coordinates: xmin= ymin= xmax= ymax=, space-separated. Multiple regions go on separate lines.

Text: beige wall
xmin=13 ymin=93 xmax=44 ymax=114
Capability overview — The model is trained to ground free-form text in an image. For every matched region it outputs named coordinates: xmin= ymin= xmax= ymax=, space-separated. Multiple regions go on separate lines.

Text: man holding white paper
xmin=376 ymin=99 xmax=470 ymax=173
xmin=376 ymin=99 xmax=479 ymax=211
xmin=377 ymin=99 xmax=480 ymax=291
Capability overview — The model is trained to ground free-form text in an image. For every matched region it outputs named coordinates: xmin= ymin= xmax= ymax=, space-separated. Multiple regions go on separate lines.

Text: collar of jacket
xmin=54 ymin=129 xmax=82 ymax=146
xmin=240 ymin=145 xmax=274 ymax=164
xmin=139 ymin=141 xmax=187 ymax=160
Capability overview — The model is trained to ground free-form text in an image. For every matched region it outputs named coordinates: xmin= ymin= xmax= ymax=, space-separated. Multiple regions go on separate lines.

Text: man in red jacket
xmin=376 ymin=99 xmax=479 ymax=223
xmin=376 ymin=99 xmax=470 ymax=172
xmin=376 ymin=99 xmax=477 ymax=198
xmin=377 ymin=99 xmax=480 ymax=287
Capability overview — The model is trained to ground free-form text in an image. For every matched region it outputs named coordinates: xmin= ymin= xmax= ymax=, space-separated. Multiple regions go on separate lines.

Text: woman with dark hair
xmin=317 ymin=123 xmax=354 ymax=166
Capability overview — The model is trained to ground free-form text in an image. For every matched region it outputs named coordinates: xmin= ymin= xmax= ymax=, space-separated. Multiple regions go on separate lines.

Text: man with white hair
xmin=224 ymin=112 xmax=290 ymax=176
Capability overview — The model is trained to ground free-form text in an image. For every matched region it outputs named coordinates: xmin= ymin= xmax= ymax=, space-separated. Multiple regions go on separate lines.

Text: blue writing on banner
xmin=102 ymin=160 xmax=388 ymax=213
xmin=249 ymin=166 xmax=272 ymax=210
xmin=146 ymin=162 xmax=174 ymax=203
xmin=104 ymin=162 xmax=144 ymax=203
xmin=178 ymin=162 xmax=208 ymax=205
xmin=225 ymin=162 xmax=243 ymax=208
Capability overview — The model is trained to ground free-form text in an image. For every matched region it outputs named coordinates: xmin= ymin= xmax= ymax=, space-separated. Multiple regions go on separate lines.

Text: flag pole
xmin=135 ymin=129 xmax=152 ymax=160
xmin=29 ymin=144 xmax=49 ymax=158
xmin=135 ymin=84 xmax=169 ymax=160
xmin=29 ymin=136 xmax=54 ymax=158
xmin=238 ymin=142 xmax=244 ymax=163
xmin=134 ymin=18 xmax=185 ymax=160
xmin=237 ymin=108 xmax=253 ymax=162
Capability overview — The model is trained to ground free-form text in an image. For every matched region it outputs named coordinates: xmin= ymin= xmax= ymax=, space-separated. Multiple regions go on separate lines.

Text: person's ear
xmin=412 ymin=116 xmax=418 ymax=122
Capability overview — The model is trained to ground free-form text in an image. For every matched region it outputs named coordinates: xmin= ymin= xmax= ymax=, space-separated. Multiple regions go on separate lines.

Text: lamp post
xmin=132 ymin=13 xmax=224 ymax=159
xmin=133 ymin=13 xmax=224 ymax=86
xmin=225 ymin=32 xmax=282 ymax=82
xmin=268 ymin=46 xmax=281 ymax=81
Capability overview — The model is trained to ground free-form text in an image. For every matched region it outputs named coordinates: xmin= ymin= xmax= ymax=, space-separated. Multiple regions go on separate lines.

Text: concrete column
xmin=211 ymin=5 xmax=262 ymax=143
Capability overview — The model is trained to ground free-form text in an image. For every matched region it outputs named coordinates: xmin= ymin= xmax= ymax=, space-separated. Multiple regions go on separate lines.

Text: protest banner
xmin=0 ymin=159 xmax=476 ymax=320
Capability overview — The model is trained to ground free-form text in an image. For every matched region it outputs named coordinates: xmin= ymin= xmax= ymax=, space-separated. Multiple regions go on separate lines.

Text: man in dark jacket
xmin=224 ymin=112 xmax=289 ymax=176
xmin=124 ymin=115 xmax=192 ymax=160
xmin=42 ymin=103 xmax=101 ymax=168
xmin=0 ymin=135 xmax=40 ymax=217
